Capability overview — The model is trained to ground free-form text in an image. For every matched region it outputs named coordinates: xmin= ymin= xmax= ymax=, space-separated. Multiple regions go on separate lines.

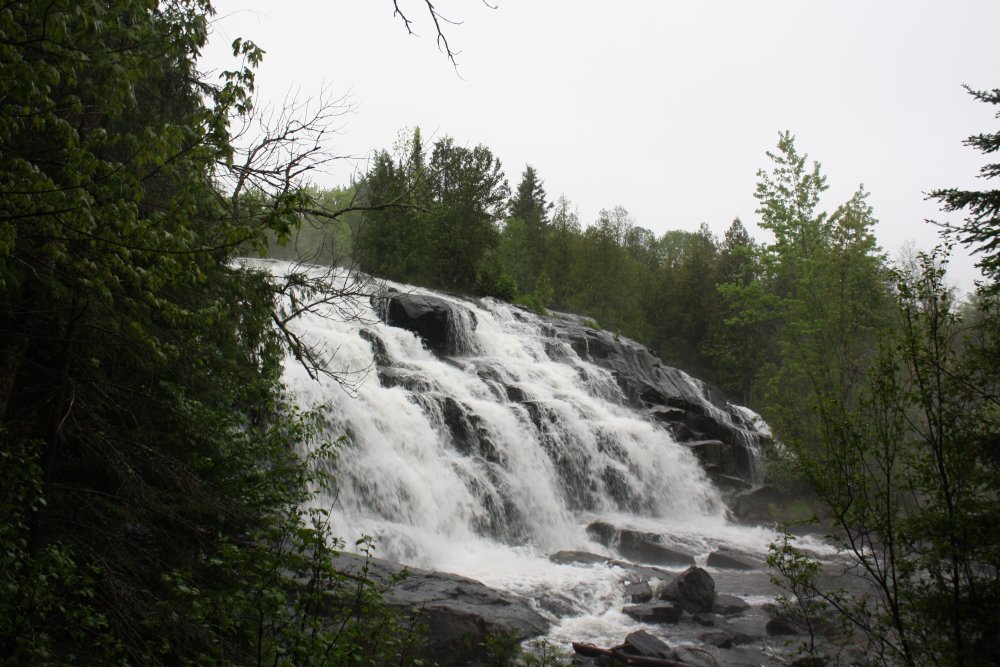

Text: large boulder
xmin=657 ymin=566 xmax=716 ymax=613
xmin=331 ymin=553 xmax=547 ymax=667
xmin=619 ymin=630 xmax=680 ymax=661
xmin=372 ymin=290 xmax=476 ymax=356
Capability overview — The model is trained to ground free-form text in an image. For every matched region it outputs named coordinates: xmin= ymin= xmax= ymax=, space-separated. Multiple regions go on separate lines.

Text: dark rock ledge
xmin=330 ymin=553 xmax=548 ymax=667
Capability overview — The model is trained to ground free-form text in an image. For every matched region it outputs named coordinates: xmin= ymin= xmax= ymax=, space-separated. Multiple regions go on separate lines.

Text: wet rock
xmin=706 ymin=548 xmax=758 ymax=570
xmin=731 ymin=485 xmax=787 ymax=523
xmin=617 ymin=529 xmax=696 ymax=567
xmin=712 ymin=593 xmax=751 ymax=616
xmin=620 ymin=629 xmax=679 ymax=661
xmin=625 ymin=580 xmax=653 ymax=603
xmin=708 ymin=473 xmax=753 ymax=493
xmin=359 ymin=329 xmax=389 ymax=365
xmin=657 ymin=566 xmax=716 ymax=613
xmin=429 ymin=396 xmax=501 ymax=463
xmin=374 ymin=290 xmax=476 ymax=356
xmin=685 ymin=439 xmax=728 ymax=467
xmin=505 ymin=384 xmax=528 ymax=402
xmin=766 ymin=617 xmax=800 ymax=636
xmin=586 ymin=520 xmax=616 ymax=546
xmin=543 ymin=310 xmax=770 ymax=483
xmin=700 ymin=630 xmax=736 ymax=649
xmin=377 ymin=367 xmax=436 ymax=393
xmin=548 ymin=549 xmax=676 ymax=583
xmin=648 ymin=406 xmax=686 ymax=423
xmin=330 ymin=553 xmax=547 ymax=667
xmin=549 ymin=550 xmax=612 ymax=566
xmin=622 ymin=602 xmax=683 ymax=624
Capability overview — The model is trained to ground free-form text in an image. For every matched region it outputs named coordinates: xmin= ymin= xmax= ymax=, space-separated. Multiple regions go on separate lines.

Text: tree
xmin=566 ymin=207 xmax=649 ymax=337
xmin=931 ymin=86 xmax=1000 ymax=289
xmin=766 ymin=102 xmax=1000 ymax=666
xmin=707 ymin=220 xmax=771 ymax=403
xmin=504 ymin=165 xmax=552 ymax=293
xmin=769 ymin=250 xmax=1000 ymax=667
xmin=728 ymin=133 xmax=890 ymax=444
xmin=423 ymin=136 xmax=510 ymax=293
xmin=543 ymin=194 xmax=582 ymax=305
xmin=0 ymin=2 xmax=422 ymax=662
xmin=646 ymin=225 xmax=721 ymax=376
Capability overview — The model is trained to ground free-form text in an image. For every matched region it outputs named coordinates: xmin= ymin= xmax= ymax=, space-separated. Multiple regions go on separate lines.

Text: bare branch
xmin=389 ymin=0 xmax=501 ymax=70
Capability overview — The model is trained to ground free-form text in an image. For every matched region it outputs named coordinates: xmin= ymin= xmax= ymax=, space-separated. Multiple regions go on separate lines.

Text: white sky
xmin=202 ymin=1 xmax=1000 ymax=293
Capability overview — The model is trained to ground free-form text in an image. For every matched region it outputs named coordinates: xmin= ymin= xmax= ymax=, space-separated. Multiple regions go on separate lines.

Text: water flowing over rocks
xmin=543 ymin=312 xmax=768 ymax=484
xmin=259 ymin=262 xmax=840 ymax=666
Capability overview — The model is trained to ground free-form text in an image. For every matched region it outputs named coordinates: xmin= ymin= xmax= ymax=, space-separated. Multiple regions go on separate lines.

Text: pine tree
xmin=931 ymin=86 xmax=1000 ymax=290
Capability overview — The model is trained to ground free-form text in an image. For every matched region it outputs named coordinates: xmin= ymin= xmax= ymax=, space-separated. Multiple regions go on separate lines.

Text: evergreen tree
xmin=543 ymin=195 xmax=582 ymax=305
xmin=424 ymin=136 xmax=510 ymax=293
xmin=931 ymin=86 xmax=1000 ymax=289
xmin=504 ymin=165 xmax=552 ymax=293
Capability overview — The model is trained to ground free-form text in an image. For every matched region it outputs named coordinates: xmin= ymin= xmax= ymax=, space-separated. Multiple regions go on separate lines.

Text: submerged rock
xmin=585 ymin=521 xmax=696 ymax=568
xmin=625 ymin=580 xmax=653 ymax=603
xmin=620 ymin=629 xmax=681 ymax=661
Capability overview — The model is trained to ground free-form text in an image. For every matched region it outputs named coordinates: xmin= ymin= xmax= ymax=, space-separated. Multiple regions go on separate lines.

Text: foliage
xmin=769 ymin=248 xmax=1000 ymax=667
xmin=767 ymin=533 xmax=853 ymax=663
xmin=931 ymin=86 xmax=1000 ymax=289
xmin=480 ymin=632 xmax=570 ymax=666
xmin=357 ymin=130 xmax=511 ymax=295
xmin=0 ymin=1 xmax=423 ymax=663
xmin=718 ymin=133 xmax=891 ymax=447
xmin=504 ymin=165 xmax=552 ymax=294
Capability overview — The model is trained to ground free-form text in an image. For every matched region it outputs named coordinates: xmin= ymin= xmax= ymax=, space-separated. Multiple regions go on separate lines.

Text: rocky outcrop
xmin=371 ymin=289 xmax=477 ymax=356
xmin=573 ymin=630 xmax=684 ymax=664
xmin=706 ymin=547 xmax=759 ymax=570
xmin=371 ymin=290 xmax=769 ymax=485
xmin=543 ymin=311 xmax=769 ymax=483
xmin=586 ymin=521 xmax=696 ymax=568
xmin=622 ymin=602 xmax=683 ymax=624
xmin=331 ymin=553 xmax=547 ymax=667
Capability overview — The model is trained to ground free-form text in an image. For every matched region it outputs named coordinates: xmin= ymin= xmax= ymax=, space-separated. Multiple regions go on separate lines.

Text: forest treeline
xmin=283 ymin=128 xmax=891 ymax=413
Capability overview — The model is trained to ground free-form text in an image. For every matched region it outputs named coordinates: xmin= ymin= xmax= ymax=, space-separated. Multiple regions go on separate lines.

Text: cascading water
xmin=261 ymin=259 xmax=828 ymax=651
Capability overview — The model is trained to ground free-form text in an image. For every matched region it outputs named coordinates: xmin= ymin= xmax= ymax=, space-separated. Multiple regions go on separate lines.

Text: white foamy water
xmin=259 ymin=260 xmax=830 ymax=647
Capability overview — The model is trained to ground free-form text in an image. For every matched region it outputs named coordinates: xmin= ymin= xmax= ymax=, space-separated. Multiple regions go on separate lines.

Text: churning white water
xmin=260 ymin=260 xmax=829 ymax=648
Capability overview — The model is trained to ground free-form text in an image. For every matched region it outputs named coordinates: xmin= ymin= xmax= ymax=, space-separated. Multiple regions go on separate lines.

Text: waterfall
xmin=260 ymin=259 xmax=803 ymax=648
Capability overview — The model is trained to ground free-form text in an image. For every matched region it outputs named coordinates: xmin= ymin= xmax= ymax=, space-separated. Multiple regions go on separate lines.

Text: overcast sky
xmin=202 ymin=1 xmax=1000 ymax=292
